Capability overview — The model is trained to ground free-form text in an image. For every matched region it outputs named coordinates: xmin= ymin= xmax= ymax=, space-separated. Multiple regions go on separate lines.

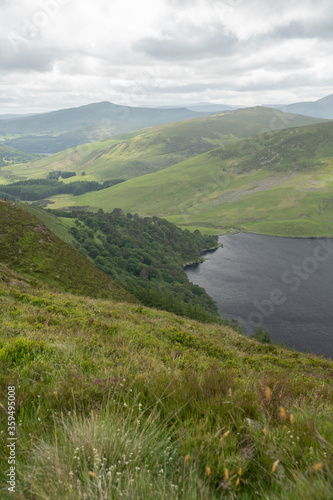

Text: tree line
xmin=0 ymin=177 xmax=125 ymax=201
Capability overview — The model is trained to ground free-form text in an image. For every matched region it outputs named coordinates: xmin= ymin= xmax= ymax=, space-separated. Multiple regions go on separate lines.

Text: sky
xmin=0 ymin=0 xmax=332 ymax=113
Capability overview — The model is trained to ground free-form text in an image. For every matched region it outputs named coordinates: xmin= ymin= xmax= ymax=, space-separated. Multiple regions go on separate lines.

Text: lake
xmin=185 ymin=233 xmax=333 ymax=358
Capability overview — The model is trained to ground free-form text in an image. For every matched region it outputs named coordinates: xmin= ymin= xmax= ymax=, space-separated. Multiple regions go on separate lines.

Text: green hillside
xmin=60 ymin=120 xmax=333 ymax=237
xmin=0 ymin=144 xmax=40 ymax=173
xmin=0 ymin=200 xmax=135 ymax=303
xmin=0 ymin=101 xmax=210 ymax=154
xmin=0 ymin=107 xmax=326 ymax=186
xmin=0 ymin=263 xmax=333 ymax=498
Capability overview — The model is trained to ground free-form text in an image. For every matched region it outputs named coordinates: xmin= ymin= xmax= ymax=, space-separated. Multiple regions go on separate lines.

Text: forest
xmin=0 ymin=177 xmax=125 ymax=201
xmin=57 ymin=208 xmax=225 ymax=323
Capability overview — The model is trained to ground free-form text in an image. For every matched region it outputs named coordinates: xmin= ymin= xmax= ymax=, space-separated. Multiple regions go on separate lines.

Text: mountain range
xmin=0 ymin=106 xmax=326 ymax=186
xmin=1 ymin=94 xmax=333 ymax=155
xmin=0 ymin=101 xmax=211 ymax=154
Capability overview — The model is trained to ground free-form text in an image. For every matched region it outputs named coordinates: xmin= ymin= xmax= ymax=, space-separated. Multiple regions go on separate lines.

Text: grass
xmin=0 ymin=263 xmax=332 ymax=498
xmin=0 ymin=200 xmax=135 ymax=303
xmin=18 ymin=204 xmax=77 ymax=246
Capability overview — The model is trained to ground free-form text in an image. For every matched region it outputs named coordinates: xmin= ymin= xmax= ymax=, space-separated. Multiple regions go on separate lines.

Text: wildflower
xmin=265 ymin=387 xmax=272 ymax=402
xmin=312 ymin=463 xmax=324 ymax=473
xmin=279 ymin=407 xmax=287 ymax=422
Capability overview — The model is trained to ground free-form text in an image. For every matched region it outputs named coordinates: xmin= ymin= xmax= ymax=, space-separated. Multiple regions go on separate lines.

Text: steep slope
xmin=0 ymin=200 xmax=135 ymax=302
xmin=0 ymin=107 xmax=327 ymax=185
xmin=0 ymin=101 xmax=210 ymax=154
xmin=279 ymin=94 xmax=333 ymax=119
xmin=62 ymin=120 xmax=333 ymax=237
xmin=0 ymin=265 xmax=332 ymax=498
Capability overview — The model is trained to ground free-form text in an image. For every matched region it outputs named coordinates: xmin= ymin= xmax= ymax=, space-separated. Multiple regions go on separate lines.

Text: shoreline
xmin=183 ymin=244 xmax=222 ymax=268
xmin=216 ymin=229 xmax=333 ymax=240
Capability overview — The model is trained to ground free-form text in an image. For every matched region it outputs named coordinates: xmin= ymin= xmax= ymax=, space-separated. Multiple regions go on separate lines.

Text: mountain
xmin=0 ymin=113 xmax=34 ymax=120
xmin=0 ymin=199 xmax=135 ymax=302
xmin=184 ymin=102 xmax=240 ymax=113
xmin=0 ymin=101 xmax=211 ymax=154
xmin=63 ymin=120 xmax=333 ymax=238
xmin=0 ymin=106 xmax=327 ymax=185
xmin=277 ymin=94 xmax=333 ymax=119
xmin=0 ymin=209 xmax=333 ymax=498
xmin=152 ymin=102 xmax=239 ymax=113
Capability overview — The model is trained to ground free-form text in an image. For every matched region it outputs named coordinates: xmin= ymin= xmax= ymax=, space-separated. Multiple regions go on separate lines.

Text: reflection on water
xmin=185 ymin=233 xmax=333 ymax=358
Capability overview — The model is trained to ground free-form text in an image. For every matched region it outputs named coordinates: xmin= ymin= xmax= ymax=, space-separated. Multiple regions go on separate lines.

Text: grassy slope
xmin=0 ymin=264 xmax=332 ymax=498
xmin=0 ymin=107 xmax=326 ymax=185
xmin=62 ymin=121 xmax=333 ymax=237
xmin=0 ymin=200 xmax=135 ymax=303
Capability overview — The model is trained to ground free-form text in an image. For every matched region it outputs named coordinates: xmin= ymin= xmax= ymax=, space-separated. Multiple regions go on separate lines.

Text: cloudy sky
xmin=0 ymin=0 xmax=332 ymax=113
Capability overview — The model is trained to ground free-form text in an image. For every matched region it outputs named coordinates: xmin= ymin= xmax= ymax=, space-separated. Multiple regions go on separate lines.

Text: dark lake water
xmin=186 ymin=233 xmax=333 ymax=358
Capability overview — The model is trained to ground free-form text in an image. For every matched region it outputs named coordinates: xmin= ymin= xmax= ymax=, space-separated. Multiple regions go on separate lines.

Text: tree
xmin=250 ymin=327 xmax=273 ymax=344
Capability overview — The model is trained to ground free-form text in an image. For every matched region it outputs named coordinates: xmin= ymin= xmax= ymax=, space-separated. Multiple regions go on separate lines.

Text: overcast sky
xmin=0 ymin=0 xmax=332 ymax=113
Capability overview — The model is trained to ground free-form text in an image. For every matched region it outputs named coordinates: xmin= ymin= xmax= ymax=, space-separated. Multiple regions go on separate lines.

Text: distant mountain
xmin=183 ymin=103 xmax=240 ymax=113
xmin=276 ymin=94 xmax=333 ymax=119
xmin=0 ymin=101 xmax=211 ymax=154
xmin=151 ymin=103 xmax=240 ymax=113
xmin=1 ymin=106 xmax=326 ymax=185
xmin=0 ymin=113 xmax=35 ymax=120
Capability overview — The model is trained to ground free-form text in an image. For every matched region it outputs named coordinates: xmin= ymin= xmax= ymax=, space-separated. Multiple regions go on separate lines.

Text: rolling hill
xmin=0 ymin=107 xmax=327 ymax=185
xmin=55 ymin=120 xmax=333 ymax=237
xmin=0 ymin=101 xmax=211 ymax=154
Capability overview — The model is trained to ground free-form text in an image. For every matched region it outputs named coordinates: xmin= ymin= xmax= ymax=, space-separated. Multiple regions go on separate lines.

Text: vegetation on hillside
xmin=0 ymin=264 xmax=332 ymax=499
xmin=66 ymin=120 xmax=333 ymax=237
xmin=53 ymin=207 xmax=222 ymax=323
xmin=0 ymin=200 xmax=134 ymax=303
xmin=0 ymin=144 xmax=41 ymax=168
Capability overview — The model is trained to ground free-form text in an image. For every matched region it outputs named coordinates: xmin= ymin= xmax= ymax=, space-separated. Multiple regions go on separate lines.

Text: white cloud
xmin=0 ymin=0 xmax=332 ymax=112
